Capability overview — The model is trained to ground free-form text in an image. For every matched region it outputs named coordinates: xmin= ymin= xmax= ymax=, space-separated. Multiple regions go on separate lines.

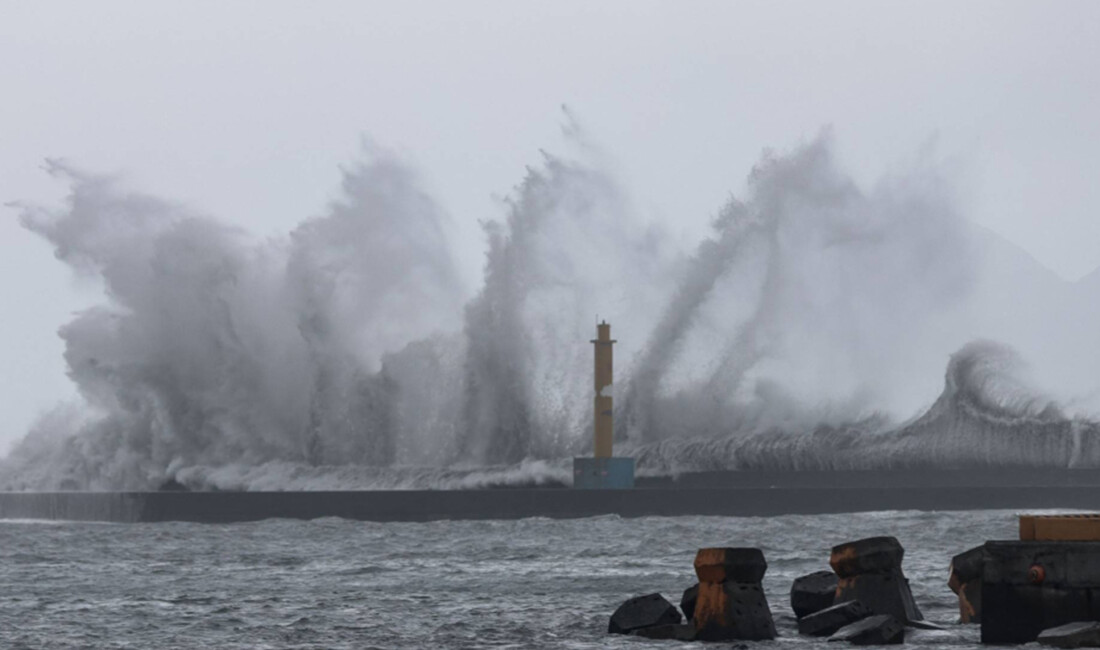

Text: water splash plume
xmin=5 ymin=129 xmax=1100 ymax=491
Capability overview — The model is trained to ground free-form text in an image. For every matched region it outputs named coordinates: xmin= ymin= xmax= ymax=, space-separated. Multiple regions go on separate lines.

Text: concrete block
xmin=828 ymin=614 xmax=905 ymax=645
xmin=693 ymin=547 xmax=767 ymax=584
xmin=791 ymin=570 xmax=839 ymax=618
xmin=836 ymin=569 xmax=923 ymax=623
xmin=830 ymin=536 xmax=921 ymax=623
xmin=949 ymin=545 xmax=985 ymax=624
xmin=798 ymin=600 xmax=873 ymax=636
xmin=981 ymin=541 xmax=1100 ymax=644
xmin=1038 ymin=621 xmax=1100 ymax=648
xmin=681 ymin=583 xmax=698 ymax=621
xmin=1022 ymin=515 xmax=1100 ymax=541
xmin=608 ymin=593 xmax=682 ymax=635
xmin=693 ymin=581 xmax=777 ymax=641
xmin=951 ymin=545 xmax=985 ymax=582
xmin=830 ymin=536 xmax=905 ymax=578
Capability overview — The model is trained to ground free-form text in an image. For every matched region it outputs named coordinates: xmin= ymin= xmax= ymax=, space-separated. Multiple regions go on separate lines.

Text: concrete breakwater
xmin=2 ymin=483 xmax=1100 ymax=523
xmin=613 ymin=528 xmax=1100 ymax=645
xmin=611 ymin=537 xmax=919 ymax=644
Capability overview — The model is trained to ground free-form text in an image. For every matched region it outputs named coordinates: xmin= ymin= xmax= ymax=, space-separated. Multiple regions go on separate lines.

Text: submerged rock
xmin=608 ymin=593 xmax=682 ymax=635
xmin=791 ymin=570 xmax=838 ymax=618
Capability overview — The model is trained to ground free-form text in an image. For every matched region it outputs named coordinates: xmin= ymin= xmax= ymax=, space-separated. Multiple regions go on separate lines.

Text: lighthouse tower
xmin=592 ymin=320 xmax=615 ymax=458
xmin=573 ymin=320 xmax=635 ymax=489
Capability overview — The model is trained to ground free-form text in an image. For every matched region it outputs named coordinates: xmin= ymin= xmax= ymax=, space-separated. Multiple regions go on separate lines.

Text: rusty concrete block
xmin=1022 ymin=515 xmax=1100 ymax=542
xmin=830 ymin=536 xmax=904 ymax=578
xmin=693 ymin=580 xmax=777 ymax=641
xmin=950 ymin=544 xmax=985 ymax=583
xmin=693 ymin=547 xmax=767 ymax=584
xmin=981 ymin=541 xmax=1100 ymax=644
xmin=948 ymin=545 xmax=985 ymax=624
xmin=830 ymin=536 xmax=921 ymax=623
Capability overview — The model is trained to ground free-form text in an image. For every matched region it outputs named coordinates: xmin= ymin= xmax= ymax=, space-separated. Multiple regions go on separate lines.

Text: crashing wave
xmin=631 ymin=340 xmax=1100 ymax=475
xmin=4 ymin=125 xmax=1100 ymax=491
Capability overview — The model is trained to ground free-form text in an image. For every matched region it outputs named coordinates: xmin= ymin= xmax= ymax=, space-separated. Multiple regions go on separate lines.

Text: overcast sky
xmin=1 ymin=0 xmax=1098 ymax=452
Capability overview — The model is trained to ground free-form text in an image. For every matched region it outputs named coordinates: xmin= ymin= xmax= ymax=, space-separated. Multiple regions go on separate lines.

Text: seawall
xmin=2 ymin=483 xmax=1099 ymax=524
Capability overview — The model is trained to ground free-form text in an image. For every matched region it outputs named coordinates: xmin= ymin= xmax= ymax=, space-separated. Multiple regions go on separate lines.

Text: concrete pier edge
xmin=1 ymin=485 xmax=1098 ymax=523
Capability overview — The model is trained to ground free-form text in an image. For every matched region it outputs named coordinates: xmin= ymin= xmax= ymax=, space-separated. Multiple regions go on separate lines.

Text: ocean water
xmin=0 ymin=510 xmax=1020 ymax=649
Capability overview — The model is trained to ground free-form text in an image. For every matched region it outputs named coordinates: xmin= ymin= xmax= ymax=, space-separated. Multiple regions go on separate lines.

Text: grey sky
xmin=1 ymin=0 xmax=1098 ymax=452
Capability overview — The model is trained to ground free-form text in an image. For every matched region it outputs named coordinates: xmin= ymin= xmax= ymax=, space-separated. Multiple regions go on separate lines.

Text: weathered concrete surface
xmin=948 ymin=545 xmax=985 ymax=623
xmin=693 ymin=581 xmax=776 ymax=641
xmin=1038 ymin=621 xmax=1100 ymax=648
xmin=680 ymin=583 xmax=698 ymax=621
xmin=950 ymin=544 xmax=985 ymax=582
xmin=830 ymin=537 xmax=905 ymax=578
xmin=1021 ymin=515 xmax=1100 ymax=541
xmin=832 ymin=536 xmax=923 ymax=623
xmin=694 ymin=547 xmax=767 ymax=584
xmin=835 ymin=571 xmax=923 ymax=623
xmin=982 ymin=541 xmax=1100 ymax=644
xmin=692 ymin=547 xmax=776 ymax=642
xmin=0 ymin=492 xmax=144 ymax=522
xmin=828 ymin=614 xmax=904 ymax=645
xmin=4 ymin=484 xmax=1100 ymax=523
xmin=798 ymin=600 xmax=873 ymax=636
xmin=791 ymin=570 xmax=839 ymax=618
xmin=608 ymin=593 xmax=681 ymax=635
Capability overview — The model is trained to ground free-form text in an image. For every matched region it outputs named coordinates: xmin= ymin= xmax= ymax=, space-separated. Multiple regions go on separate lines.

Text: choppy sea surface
xmin=0 ymin=510 xmax=1023 ymax=649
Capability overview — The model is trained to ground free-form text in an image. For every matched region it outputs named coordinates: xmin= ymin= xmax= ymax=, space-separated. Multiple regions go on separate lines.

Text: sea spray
xmin=630 ymin=341 xmax=1100 ymax=473
xmin=623 ymin=135 xmax=977 ymax=445
xmin=461 ymin=150 xmax=674 ymax=464
xmin=5 ymin=149 xmax=465 ymax=489
xmin=5 ymin=130 xmax=1100 ymax=491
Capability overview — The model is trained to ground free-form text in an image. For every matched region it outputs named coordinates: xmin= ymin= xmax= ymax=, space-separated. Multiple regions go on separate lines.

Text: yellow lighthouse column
xmin=592 ymin=321 xmax=616 ymax=458
xmin=573 ymin=319 xmax=634 ymax=489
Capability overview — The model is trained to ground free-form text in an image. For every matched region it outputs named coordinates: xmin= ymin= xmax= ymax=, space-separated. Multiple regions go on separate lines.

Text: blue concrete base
xmin=573 ymin=457 xmax=635 ymax=489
